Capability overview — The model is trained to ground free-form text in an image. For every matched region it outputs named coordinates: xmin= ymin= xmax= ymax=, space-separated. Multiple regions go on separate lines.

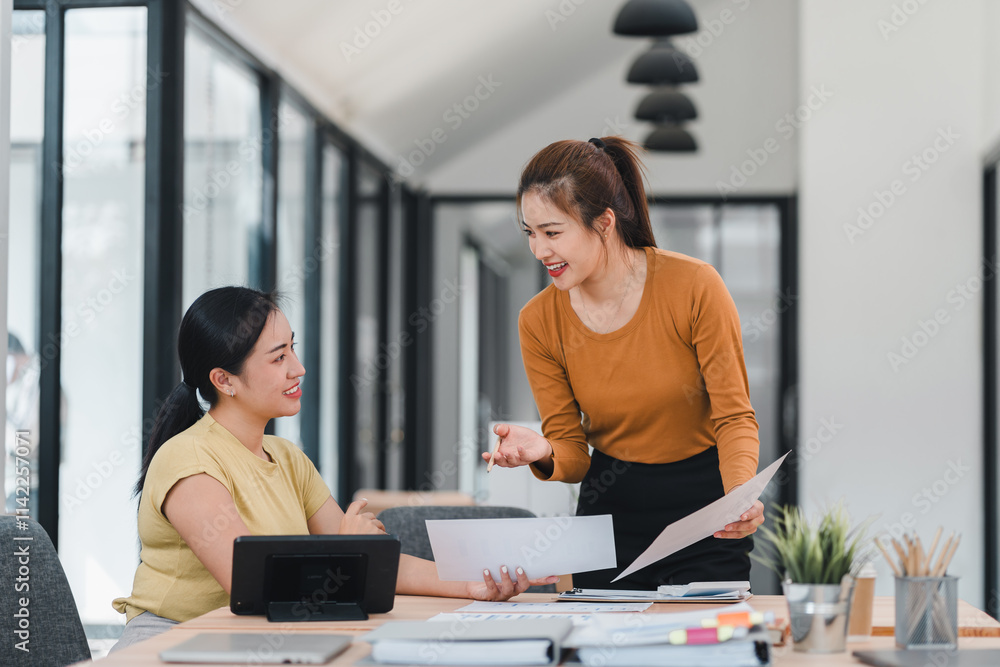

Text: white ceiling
xmin=194 ymin=0 xmax=799 ymax=196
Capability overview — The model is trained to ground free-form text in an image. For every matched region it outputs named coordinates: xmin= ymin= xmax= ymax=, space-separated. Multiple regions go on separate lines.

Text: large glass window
xmin=6 ymin=10 xmax=45 ymax=517
xmin=182 ymin=21 xmax=263 ymax=308
xmin=320 ymin=141 xmax=345 ymax=497
xmin=353 ymin=164 xmax=384 ymax=491
xmin=58 ymin=6 xmax=148 ymax=624
xmin=274 ymin=99 xmax=309 ymax=447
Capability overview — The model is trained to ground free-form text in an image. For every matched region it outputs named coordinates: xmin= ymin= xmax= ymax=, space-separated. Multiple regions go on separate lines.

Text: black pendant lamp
xmin=643 ymin=125 xmax=698 ymax=152
xmin=613 ymin=0 xmax=698 ymax=37
xmin=635 ymin=89 xmax=697 ymax=123
xmin=626 ymin=40 xmax=698 ymax=85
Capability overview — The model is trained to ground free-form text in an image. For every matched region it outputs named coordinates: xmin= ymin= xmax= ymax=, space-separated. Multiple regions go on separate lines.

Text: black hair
xmin=134 ymin=286 xmax=280 ymax=496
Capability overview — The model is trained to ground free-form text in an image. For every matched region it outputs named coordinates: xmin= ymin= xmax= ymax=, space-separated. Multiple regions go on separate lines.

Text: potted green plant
xmin=753 ymin=503 xmax=871 ymax=653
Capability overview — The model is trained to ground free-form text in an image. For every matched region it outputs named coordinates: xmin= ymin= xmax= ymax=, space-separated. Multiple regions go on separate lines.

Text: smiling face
xmin=521 ymin=190 xmax=608 ymax=291
xmin=227 ymin=309 xmax=305 ymax=421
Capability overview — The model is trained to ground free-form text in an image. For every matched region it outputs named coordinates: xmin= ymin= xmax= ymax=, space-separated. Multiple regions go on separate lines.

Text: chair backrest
xmin=376 ymin=505 xmax=556 ymax=593
xmin=0 ymin=516 xmax=91 ymax=666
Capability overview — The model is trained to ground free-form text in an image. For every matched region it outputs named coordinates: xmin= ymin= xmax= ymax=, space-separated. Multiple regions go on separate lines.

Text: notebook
xmin=159 ymin=632 xmax=352 ymax=664
xmin=853 ymin=649 xmax=1000 ymax=667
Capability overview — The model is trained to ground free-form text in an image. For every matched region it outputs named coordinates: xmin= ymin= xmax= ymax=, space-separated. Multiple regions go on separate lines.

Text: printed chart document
xmin=613 ymin=453 xmax=789 ymax=582
xmin=363 ymin=617 xmax=573 ymax=665
xmin=426 ymin=515 xmax=615 ymax=581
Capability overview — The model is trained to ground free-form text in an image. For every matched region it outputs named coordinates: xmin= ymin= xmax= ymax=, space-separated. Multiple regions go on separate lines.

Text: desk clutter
xmin=361 ymin=600 xmax=773 ymax=666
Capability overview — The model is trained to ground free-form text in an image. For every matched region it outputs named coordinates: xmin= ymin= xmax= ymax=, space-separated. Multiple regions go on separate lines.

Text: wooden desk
xmin=82 ymin=593 xmax=1000 ymax=666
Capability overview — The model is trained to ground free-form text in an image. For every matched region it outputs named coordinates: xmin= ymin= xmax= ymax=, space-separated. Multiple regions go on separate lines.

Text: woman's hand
xmin=338 ymin=498 xmax=386 ymax=535
xmin=464 ymin=566 xmax=561 ymax=601
xmin=714 ymin=498 xmax=764 ymax=539
xmin=482 ymin=424 xmax=552 ymax=469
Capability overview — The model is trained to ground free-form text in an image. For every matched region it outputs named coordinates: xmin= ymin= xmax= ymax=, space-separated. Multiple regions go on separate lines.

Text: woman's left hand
xmin=464 ymin=566 xmax=560 ymax=601
xmin=714 ymin=499 xmax=765 ymax=539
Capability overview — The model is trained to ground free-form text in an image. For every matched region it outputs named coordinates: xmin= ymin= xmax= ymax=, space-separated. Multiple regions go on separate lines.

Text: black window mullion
xmin=402 ymin=188 xmax=419 ymax=489
xmin=36 ymin=0 xmax=65 ymax=546
xmin=141 ymin=0 xmax=185 ymax=482
xmin=258 ymin=77 xmax=279 ymax=293
xmin=300 ymin=120 xmax=321 ymax=466
xmin=375 ymin=178 xmax=390 ymax=489
xmin=338 ymin=146 xmax=358 ymax=499
xmin=779 ymin=196 xmax=799 ymax=511
xmin=983 ymin=167 xmax=997 ymax=618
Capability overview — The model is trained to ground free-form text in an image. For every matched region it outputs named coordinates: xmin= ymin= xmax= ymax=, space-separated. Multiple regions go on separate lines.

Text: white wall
xmin=799 ymin=0 xmax=985 ymax=606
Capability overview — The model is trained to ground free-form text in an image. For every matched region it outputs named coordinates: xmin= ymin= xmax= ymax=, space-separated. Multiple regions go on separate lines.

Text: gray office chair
xmin=376 ymin=505 xmax=557 ymax=593
xmin=0 ymin=515 xmax=91 ymax=666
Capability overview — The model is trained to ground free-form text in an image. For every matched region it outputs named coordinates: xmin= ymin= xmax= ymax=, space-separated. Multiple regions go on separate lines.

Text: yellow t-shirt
xmin=112 ymin=412 xmax=331 ymax=622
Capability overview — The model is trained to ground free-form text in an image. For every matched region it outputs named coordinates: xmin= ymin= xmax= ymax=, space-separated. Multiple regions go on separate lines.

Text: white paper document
xmin=612 ymin=453 xmax=789 ymax=582
xmin=426 ymin=515 xmax=616 ymax=581
xmin=456 ymin=601 xmax=651 ymax=613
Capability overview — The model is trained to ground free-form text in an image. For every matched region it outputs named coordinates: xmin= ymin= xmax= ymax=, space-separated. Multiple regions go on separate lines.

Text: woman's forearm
xmin=395 ymin=554 xmax=469 ymax=597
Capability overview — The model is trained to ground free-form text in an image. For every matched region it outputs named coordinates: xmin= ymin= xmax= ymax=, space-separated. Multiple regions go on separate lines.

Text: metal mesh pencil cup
xmin=894 ymin=575 xmax=958 ymax=650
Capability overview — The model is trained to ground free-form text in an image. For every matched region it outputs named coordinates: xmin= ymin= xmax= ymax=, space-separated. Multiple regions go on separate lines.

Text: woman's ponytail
xmin=134 ymin=382 xmax=203 ymax=496
xmin=600 ymin=137 xmax=656 ymax=249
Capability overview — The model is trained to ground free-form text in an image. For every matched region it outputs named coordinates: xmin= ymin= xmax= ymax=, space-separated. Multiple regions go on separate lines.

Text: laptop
xmin=160 ymin=632 xmax=352 ymax=664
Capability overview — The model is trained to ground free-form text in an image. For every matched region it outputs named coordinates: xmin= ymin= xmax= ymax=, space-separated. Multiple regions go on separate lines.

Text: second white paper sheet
xmin=612 ymin=453 xmax=789 ymax=582
xmin=426 ymin=515 xmax=616 ymax=581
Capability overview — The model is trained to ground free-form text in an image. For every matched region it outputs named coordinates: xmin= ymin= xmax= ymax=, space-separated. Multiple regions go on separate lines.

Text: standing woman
xmin=485 ymin=137 xmax=764 ymax=589
xmin=113 ymin=287 xmax=555 ymax=650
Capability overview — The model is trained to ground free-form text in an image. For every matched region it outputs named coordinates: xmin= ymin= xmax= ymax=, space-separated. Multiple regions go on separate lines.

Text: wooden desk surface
xmin=82 ymin=593 xmax=1000 ymax=666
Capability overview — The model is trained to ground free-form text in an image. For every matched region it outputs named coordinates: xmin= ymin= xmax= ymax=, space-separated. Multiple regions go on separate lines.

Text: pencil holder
xmin=894 ymin=575 xmax=958 ymax=650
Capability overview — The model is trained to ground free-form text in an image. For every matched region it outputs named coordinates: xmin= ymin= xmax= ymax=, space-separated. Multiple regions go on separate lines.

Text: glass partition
xmin=274 ymin=100 xmax=309 ymax=448
xmin=182 ymin=21 xmax=263 ymax=309
xmin=58 ymin=6 xmax=148 ymax=624
xmin=319 ymin=141 xmax=345 ymax=497
xmin=6 ymin=10 xmax=45 ymax=517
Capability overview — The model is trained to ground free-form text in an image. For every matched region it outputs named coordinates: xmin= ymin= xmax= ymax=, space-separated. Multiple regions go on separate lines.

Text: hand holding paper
xmin=427 ymin=515 xmax=616 ymax=581
xmin=612 ymin=453 xmax=788 ymax=582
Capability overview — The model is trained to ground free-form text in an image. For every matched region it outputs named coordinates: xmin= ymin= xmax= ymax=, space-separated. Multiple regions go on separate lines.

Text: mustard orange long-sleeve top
xmin=520 ymin=247 xmax=759 ymax=493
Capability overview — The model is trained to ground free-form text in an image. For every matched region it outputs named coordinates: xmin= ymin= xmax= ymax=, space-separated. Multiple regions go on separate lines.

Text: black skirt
xmin=573 ymin=446 xmax=753 ymax=590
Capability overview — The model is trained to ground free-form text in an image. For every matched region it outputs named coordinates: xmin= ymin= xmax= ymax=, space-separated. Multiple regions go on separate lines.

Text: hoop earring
xmin=229 ymin=389 xmax=235 ymax=397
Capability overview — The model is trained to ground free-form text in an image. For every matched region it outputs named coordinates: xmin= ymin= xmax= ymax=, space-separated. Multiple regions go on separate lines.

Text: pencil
xmin=876 ymin=539 xmax=902 ymax=577
xmin=486 ymin=436 xmax=502 ymax=473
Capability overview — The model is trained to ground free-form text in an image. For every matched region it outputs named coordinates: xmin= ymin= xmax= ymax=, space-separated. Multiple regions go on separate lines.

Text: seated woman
xmin=112 ymin=287 xmax=556 ymax=650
